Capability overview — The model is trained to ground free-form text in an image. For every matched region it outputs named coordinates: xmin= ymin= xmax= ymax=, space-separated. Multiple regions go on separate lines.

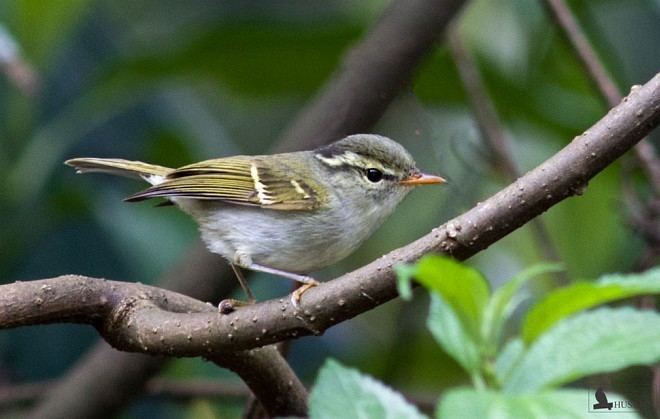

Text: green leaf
xmin=483 ymin=263 xmax=563 ymax=346
xmin=309 ymin=359 xmax=427 ymax=419
xmin=414 ymin=255 xmax=490 ymax=336
xmin=494 ymin=338 xmax=525 ymax=385
xmin=394 ymin=263 xmax=416 ymax=301
xmin=427 ymin=294 xmax=482 ymax=373
xmin=505 ymin=307 xmax=660 ymax=392
xmin=437 ymin=388 xmax=640 ymax=419
xmin=598 ymin=267 xmax=660 ymax=289
xmin=523 ymin=267 xmax=660 ymax=343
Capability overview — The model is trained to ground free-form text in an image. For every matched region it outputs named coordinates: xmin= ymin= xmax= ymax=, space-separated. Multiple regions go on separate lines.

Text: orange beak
xmin=399 ymin=172 xmax=447 ymax=186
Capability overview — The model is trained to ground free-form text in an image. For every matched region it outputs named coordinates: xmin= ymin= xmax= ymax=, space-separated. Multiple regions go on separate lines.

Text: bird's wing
xmin=125 ymin=155 xmax=324 ymax=211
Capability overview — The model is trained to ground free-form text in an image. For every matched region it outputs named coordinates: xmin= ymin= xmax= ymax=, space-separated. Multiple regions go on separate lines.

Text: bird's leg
xmin=248 ymin=263 xmax=319 ymax=307
xmin=231 ymin=263 xmax=256 ymax=302
xmin=218 ymin=264 xmax=257 ymax=314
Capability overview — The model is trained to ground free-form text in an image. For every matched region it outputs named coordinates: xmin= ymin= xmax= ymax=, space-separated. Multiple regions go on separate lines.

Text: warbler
xmin=66 ymin=134 xmax=445 ymax=308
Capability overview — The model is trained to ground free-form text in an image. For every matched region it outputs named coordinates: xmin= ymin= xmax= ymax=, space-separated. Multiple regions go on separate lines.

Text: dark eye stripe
xmin=318 ymin=159 xmax=401 ymax=181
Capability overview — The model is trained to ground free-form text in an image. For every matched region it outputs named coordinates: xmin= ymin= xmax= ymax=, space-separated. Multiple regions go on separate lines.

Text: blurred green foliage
xmin=0 ymin=0 xmax=658 ymax=417
xmin=309 ymin=259 xmax=660 ymax=419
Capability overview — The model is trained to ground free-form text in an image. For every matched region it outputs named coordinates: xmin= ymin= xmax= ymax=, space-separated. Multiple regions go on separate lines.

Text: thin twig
xmin=622 ymin=175 xmax=660 ymax=248
xmin=447 ymin=27 xmax=568 ymax=284
xmin=543 ymin=3 xmax=660 ymax=409
xmin=0 ymin=381 xmax=53 ymax=408
xmin=543 ymin=0 xmax=660 ymax=194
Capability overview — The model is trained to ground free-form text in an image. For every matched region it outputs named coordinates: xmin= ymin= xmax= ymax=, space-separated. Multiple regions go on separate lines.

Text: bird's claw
xmin=290 ymin=280 xmax=319 ymax=308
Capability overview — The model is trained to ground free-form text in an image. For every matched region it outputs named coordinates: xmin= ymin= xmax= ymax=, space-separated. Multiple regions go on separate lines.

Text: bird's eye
xmin=365 ymin=168 xmax=383 ymax=183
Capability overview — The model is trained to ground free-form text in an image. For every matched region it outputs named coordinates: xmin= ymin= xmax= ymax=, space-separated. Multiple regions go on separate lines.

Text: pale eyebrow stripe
xmin=314 ymin=152 xmax=398 ymax=176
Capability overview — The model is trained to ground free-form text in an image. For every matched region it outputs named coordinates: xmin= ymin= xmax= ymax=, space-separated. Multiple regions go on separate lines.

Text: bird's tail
xmin=65 ymin=158 xmax=172 ymax=185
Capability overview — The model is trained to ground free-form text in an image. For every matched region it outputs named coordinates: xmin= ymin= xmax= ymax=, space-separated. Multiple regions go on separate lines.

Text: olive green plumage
xmin=65 ymin=134 xmax=444 ymax=305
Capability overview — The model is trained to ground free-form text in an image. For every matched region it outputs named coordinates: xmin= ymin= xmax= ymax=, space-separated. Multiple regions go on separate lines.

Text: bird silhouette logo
xmin=593 ymin=387 xmax=614 ymax=410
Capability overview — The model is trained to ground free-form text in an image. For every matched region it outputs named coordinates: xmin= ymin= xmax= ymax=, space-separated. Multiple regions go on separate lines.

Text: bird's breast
xmin=173 ymin=198 xmax=386 ymax=273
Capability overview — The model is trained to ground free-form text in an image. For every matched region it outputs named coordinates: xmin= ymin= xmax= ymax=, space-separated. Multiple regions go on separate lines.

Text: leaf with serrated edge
xmin=309 ymin=359 xmax=427 ymax=419
xmin=523 ymin=267 xmax=660 ymax=343
xmin=483 ymin=263 xmax=563 ymax=346
xmin=506 ymin=307 xmax=660 ymax=392
xmin=427 ymin=294 xmax=482 ymax=373
xmin=494 ymin=338 xmax=525 ymax=386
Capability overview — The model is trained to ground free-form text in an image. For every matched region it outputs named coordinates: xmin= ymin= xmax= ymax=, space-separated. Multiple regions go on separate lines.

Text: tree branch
xmin=542 ymin=3 xmax=660 ymax=406
xmin=5 ymin=275 xmax=307 ymax=418
xmin=543 ymin=0 xmax=660 ymax=194
xmin=447 ymin=27 xmax=567 ymax=284
xmin=26 ymin=245 xmax=239 ymax=419
xmin=3 ymin=73 xmax=658 ymax=358
xmin=31 ymin=0 xmax=468 ymax=417
xmin=276 ymin=0 xmax=466 ymax=151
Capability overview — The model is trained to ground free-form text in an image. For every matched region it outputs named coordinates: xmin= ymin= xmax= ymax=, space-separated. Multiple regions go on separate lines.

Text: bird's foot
xmin=290 ymin=278 xmax=320 ymax=308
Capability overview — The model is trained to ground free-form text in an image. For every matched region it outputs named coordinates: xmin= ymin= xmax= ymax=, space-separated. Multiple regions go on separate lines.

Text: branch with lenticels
xmin=3 ymin=73 xmax=658 ymax=359
xmin=22 ymin=0 xmax=469 ymax=417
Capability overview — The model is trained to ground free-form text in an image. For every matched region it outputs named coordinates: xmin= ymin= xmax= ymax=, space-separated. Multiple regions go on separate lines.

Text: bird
xmin=65 ymin=134 xmax=445 ymax=310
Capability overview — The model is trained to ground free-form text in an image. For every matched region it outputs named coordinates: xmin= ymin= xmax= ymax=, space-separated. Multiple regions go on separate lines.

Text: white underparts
xmin=141 ymin=174 xmax=166 ymax=186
